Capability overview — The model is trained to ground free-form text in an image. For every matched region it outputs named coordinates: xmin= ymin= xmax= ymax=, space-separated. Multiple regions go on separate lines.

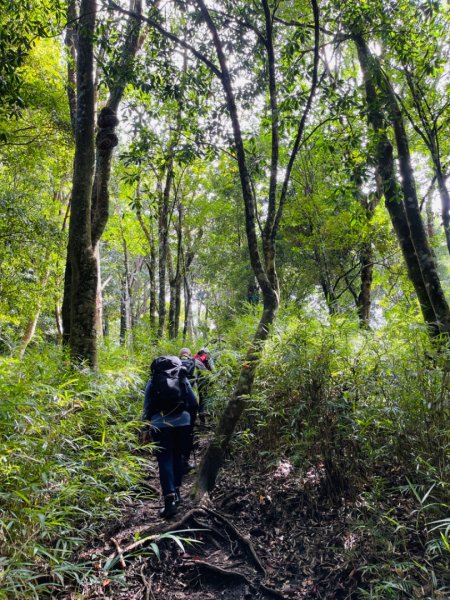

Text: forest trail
xmin=70 ymin=428 xmax=364 ymax=600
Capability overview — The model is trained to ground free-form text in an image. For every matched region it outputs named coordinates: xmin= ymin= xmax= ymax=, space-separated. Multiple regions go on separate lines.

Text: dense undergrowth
xmin=0 ymin=343 xmax=148 ymax=598
xmin=1 ymin=314 xmax=449 ymax=598
xmin=215 ymin=310 xmax=450 ymax=598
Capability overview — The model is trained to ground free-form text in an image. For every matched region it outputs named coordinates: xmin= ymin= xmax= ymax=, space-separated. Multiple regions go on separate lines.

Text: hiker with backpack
xmin=143 ymin=355 xmax=198 ymax=518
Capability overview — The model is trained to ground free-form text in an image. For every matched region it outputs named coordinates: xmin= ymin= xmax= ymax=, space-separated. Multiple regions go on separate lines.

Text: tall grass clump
xmin=240 ymin=310 xmax=449 ymax=596
xmin=0 ymin=343 xmax=150 ymax=599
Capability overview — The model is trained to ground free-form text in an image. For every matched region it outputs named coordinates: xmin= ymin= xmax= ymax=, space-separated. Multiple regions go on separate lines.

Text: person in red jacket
xmin=194 ymin=348 xmax=212 ymax=423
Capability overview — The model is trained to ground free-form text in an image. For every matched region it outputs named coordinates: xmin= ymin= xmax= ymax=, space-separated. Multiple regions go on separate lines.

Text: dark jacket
xmin=143 ymin=376 xmax=198 ymax=421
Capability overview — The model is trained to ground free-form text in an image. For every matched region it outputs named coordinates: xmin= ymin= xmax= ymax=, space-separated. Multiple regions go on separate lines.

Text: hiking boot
xmin=160 ymin=493 xmax=177 ymax=518
xmin=174 ymin=488 xmax=182 ymax=505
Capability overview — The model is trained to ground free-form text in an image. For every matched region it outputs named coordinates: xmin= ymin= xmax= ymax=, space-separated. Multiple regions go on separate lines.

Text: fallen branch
xmin=110 ymin=537 xmax=126 ymax=569
xmin=202 ymin=507 xmax=266 ymax=575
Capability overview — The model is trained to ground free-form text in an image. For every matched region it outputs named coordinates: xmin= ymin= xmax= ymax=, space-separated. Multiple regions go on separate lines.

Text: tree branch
xmin=273 ymin=0 xmax=320 ymax=239
xmin=108 ymin=0 xmax=222 ymax=78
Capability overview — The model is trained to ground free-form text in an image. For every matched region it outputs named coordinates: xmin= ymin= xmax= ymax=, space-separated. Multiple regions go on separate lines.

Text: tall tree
xmin=350 ymin=25 xmax=450 ymax=335
xmin=66 ymin=0 xmax=97 ymax=364
xmin=63 ymin=0 xmax=143 ymax=364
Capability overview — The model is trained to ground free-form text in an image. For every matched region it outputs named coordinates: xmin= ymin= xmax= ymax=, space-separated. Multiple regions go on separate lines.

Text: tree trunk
xmin=353 ymin=32 xmax=444 ymax=335
xmin=168 ymin=201 xmax=183 ymax=339
xmin=95 ymin=244 xmax=103 ymax=337
xmin=120 ymin=223 xmax=133 ymax=345
xmin=136 ymin=186 xmax=158 ymax=331
xmin=61 ymin=251 xmax=71 ymax=345
xmin=146 ymin=257 xmax=158 ymax=330
xmin=55 ymin=303 xmax=63 ymax=341
xmin=158 ymin=160 xmax=173 ymax=339
xmin=19 ymin=313 xmax=41 ymax=359
xmin=19 ymin=269 xmax=51 ymax=357
xmin=168 ymin=277 xmax=176 ymax=338
xmin=386 ymin=89 xmax=450 ymax=333
xmin=193 ymin=0 xmax=318 ymax=495
xmin=91 ymin=0 xmax=143 ymax=248
xmin=62 ymin=0 xmax=143 ymax=362
xmin=65 ymin=0 xmax=77 ymax=134
xmin=312 ymin=243 xmax=337 ymax=315
xmin=436 ymin=167 xmax=450 ymax=254
xmin=67 ymin=0 xmax=97 ymax=367
xmin=195 ymin=292 xmax=278 ymax=494
xmin=183 ymin=273 xmax=193 ymax=339
xmin=119 ymin=277 xmax=129 ymax=345
xmin=425 ymin=193 xmax=435 ymax=239
xmin=149 ymin=242 xmax=158 ymax=330
xmin=357 ymin=243 xmax=373 ymax=328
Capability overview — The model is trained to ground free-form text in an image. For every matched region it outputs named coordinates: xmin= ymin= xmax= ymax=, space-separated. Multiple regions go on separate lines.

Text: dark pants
xmin=151 ymin=426 xmax=190 ymax=496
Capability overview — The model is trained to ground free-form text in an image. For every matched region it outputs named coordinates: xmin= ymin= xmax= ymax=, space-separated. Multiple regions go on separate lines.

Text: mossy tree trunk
xmin=353 ymin=31 xmax=449 ymax=336
xmin=63 ymin=0 xmax=143 ymax=363
xmin=67 ymin=0 xmax=97 ymax=366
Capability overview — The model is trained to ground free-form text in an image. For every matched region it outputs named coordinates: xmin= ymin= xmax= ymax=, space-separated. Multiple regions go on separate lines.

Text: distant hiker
xmin=194 ymin=347 xmax=213 ymax=423
xmin=179 ymin=347 xmax=198 ymax=383
xmin=143 ymin=355 xmax=197 ymax=518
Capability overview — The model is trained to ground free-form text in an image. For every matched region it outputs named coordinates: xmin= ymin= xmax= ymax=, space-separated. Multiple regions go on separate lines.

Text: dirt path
xmin=67 ymin=429 xmax=363 ymax=599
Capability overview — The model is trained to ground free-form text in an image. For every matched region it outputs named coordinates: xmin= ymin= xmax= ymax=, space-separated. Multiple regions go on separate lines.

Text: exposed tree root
xmin=184 ymin=558 xmax=286 ymax=599
xmin=139 ymin=565 xmax=155 ymax=600
xmin=106 ymin=504 xmax=284 ymax=597
xmin=106 ymin=508 xmax=206 ymax=562
xmin=202 ymin=506 xmax=267 ymax=575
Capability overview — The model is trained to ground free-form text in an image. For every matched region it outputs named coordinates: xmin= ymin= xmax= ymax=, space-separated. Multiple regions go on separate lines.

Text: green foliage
xmin=0 ymin=38 xmax=72 ymax=347
xmin=232 ymin=309 xmax=450 ymax=595
xmin=0 ymin=0 xmax=65 ymax=119
xmin=0 ymin=345 xmax=150 ymax=598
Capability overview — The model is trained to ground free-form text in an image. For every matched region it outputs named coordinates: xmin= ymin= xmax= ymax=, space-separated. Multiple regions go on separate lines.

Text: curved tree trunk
xmin=192 ymin=0 xmax=319 ymax=496
xmin=195 ymin=290 xmax=279 ymax=495
xmin=353 ymin=32 xmax=445 ymax=336
xmin=19 ymin=269 xmax=51 ymax=358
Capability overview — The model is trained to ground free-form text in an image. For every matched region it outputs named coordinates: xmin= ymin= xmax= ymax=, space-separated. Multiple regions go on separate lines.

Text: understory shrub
xmin=238 ymin=309 xmax=449 ymax=597
xmin=0 ymin=343 xmax=151 ymax=599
